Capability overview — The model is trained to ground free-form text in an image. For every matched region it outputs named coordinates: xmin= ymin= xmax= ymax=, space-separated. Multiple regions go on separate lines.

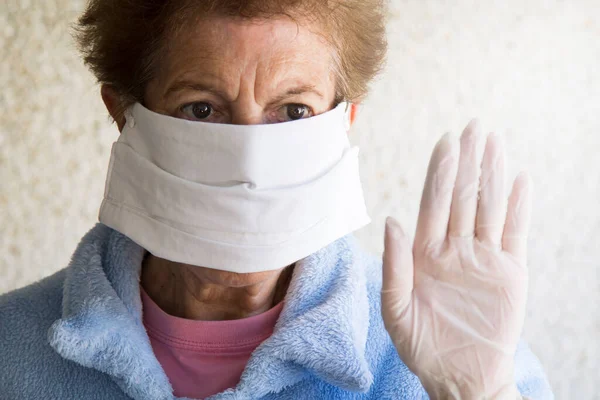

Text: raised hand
xmin=381 ymin=120 xmax=532 ymax=399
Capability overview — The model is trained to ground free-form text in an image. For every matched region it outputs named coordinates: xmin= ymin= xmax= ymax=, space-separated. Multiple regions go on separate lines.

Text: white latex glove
xmin=381 ymin=120 xmax=532 ymax=400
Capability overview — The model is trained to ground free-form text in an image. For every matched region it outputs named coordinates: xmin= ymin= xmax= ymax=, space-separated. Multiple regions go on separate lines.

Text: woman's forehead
xmin=154 ymin=16 xmax=335 ymax=97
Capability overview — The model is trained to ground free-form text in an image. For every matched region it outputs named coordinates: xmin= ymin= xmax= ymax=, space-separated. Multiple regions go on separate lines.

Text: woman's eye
xmin=181 ymin=102 xmax=213 ymax=120
xmin=282 ymin=104 xmax=312 ymax=121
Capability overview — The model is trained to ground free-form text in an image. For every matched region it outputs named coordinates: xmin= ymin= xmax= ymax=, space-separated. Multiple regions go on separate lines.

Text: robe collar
xmin=48 ymin=223 xmax=373 ymax=399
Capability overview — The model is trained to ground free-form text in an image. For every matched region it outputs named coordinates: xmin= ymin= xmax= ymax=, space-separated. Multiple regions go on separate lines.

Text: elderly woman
xmin=0 ymin=0 xmax=553 ymax=399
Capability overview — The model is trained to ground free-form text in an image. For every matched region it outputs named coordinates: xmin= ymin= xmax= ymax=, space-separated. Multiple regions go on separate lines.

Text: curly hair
xmin=75 ymin=0 xmax=388 ymax=118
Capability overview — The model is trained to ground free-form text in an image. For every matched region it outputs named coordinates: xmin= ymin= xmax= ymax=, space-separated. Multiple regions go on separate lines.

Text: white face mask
xmin=98 ymin=102 xmax=371 ymax=273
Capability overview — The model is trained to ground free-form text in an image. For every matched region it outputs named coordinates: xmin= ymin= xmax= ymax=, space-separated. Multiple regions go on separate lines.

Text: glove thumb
xmin=382 ymin=216 xmax=414 ymax=305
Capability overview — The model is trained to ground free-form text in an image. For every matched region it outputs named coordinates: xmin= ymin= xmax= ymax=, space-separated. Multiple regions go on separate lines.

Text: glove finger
xmin=476 ymin=132 xmax=507 ymax=248
xmin=502 ymin=171 xmax=532 ymax=265
xmin=449 ymin=119 xmax=486 ymax=238
xmin=415 ymin=133 xmax=460 ymax=251
xmin=382 ymin=216 xmax=414 ymax=301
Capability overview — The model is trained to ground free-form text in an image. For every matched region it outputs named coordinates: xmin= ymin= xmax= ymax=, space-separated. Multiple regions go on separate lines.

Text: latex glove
xmin=381 ymin=120 xmax=532 ymax=399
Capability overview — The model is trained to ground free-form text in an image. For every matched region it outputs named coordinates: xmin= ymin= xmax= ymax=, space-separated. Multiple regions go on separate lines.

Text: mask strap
xmin=123 ymin=108 xmax=136 ymax=128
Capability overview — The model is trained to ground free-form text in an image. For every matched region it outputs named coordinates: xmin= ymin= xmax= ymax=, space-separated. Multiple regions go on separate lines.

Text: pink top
xmin=140 ymin=286 xmax=284 ymax=399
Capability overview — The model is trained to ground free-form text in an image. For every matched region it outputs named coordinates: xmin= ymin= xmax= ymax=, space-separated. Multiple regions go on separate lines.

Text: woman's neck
xmin=140 ymin=252 xmax=294 ymax=321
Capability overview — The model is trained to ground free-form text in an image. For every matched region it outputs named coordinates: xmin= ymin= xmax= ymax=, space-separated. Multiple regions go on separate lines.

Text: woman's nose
xmin=229 ymin=101 xmax=266 ymax=125
xmin=230 ymin=112 xmax=264 ymax=125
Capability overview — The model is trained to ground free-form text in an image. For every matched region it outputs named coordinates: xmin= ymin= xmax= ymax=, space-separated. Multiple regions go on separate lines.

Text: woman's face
xmin=144 ymin=16 xmax=337 ymax=124
xmin=138 ymin=16 xmax=338 ymax=287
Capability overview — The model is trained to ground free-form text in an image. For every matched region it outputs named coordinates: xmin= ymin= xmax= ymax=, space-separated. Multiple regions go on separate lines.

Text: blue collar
xmin=48 ymin=224 xmax=373 ymax=399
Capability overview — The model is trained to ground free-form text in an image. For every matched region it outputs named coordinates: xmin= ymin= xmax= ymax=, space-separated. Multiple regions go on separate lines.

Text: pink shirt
xmin=140 ymin=286 xmax=284 ymax=399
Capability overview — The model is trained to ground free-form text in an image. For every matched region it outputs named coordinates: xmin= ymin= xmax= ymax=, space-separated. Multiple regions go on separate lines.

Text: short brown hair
xmin=75 ymin=0 xmax=387 ymax=117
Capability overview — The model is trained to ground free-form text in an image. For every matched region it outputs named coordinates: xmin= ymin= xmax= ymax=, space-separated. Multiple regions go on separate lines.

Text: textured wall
xmin=1 ymin=0 xmax=598 ymax=398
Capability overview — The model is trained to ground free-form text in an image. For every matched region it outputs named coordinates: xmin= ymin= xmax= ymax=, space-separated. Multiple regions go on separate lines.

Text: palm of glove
xmin=381 ymin=121 xmax=532 ymax=399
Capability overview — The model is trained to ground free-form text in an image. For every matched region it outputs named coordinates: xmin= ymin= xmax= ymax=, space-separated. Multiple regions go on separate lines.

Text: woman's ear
xmin=100 ymin=85 xmax=126 ymax=132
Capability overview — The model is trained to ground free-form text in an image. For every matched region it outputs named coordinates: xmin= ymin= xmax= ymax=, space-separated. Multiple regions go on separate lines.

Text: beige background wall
xmin=1 ymin=0 xmax=598 ymax=398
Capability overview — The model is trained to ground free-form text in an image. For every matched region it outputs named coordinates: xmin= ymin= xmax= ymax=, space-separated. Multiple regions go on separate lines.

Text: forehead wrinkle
xmin=163 ymin=35 xmax=252 ymax=100
xmin=252 ymin=34 xmax=331 ymax=96
xmin=152 ymin=15 xmax=337 ymax=107
xmin=237 ymin=29 xmax=321 ymax=103
xmin=162 ymin=61 xmax=236 ymax=100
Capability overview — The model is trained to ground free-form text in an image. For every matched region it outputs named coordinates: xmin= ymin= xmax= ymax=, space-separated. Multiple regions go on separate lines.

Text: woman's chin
xmin=185 ymin=264 xmax=288 ymax=288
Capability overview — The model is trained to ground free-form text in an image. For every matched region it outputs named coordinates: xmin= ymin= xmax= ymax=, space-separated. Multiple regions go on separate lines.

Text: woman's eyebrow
xmin=164 ymin=80 xmax=230 ymax=100
xmin=164 ymin=81 xmax=323 ymax=103
xmin=269 ymin=85 xmax=324 ymax=104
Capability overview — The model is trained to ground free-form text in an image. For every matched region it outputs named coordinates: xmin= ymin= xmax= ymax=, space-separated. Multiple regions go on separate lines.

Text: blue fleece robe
xmin=0 ymin=223 xmax=554 ymax=399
